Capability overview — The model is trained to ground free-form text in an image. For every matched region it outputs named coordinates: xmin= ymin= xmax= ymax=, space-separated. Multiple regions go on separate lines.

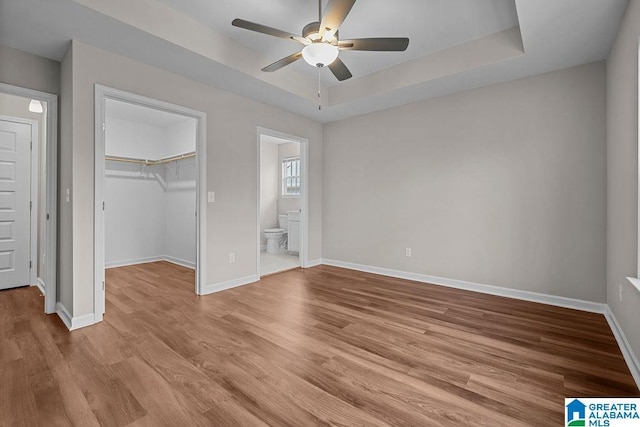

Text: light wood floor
xmin=1 ymin=262 xmax=637 ymax=426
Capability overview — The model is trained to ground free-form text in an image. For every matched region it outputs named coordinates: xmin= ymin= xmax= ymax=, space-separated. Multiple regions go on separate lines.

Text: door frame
xmin=0 ymin=83 xmax=58 ymax=314
xmin=94 ymin=85 xmax=207 ymax=322
xmin=0 ymin=115 xmax=38 ymax=287
xmin=256 ymin=127 xmax=309 ymax=276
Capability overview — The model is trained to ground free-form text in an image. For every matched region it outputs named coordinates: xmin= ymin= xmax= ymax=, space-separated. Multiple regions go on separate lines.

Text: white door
xmin=0 ymin=119 xmax=32 ymax=290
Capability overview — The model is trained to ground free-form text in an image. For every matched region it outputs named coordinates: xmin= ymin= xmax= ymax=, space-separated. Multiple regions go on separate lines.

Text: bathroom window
xmin=282 ymin=156 xmax=300 ymax=197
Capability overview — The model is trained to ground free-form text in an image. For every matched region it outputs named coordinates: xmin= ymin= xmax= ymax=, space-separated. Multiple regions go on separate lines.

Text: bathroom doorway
xmin=257 ymin=128 xmax=308 ymax=277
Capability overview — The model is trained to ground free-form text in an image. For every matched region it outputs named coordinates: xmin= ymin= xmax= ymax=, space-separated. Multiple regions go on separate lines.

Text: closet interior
xmin=104 ymin=99 xmax=197 ymax=273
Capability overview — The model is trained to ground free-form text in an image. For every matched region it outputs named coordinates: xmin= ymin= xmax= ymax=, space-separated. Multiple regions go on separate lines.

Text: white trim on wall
xmin=94 ymin=85 xmax=207 ymax=325
xmin=322 ymin=259 xmax=607 ymax=313
xmin=637 ymin=40 xmax=640 ymax=281
xmin=36 ymin=278 xmax=45 ymax=294
xmin=321 ymin=258 xmax=640 ymax=389
xmin=203 ymin=274 xmax=259 ymax=295
xmin=106 ymin=256 xmax=195 ymax=270
xmin=105 ymin=256 xmax=165 ymax=269
xmin=604 ymin=306 xmax=640 ymax=388
xmin=306 ymin=258 xmax=323 ymax=268
xmin=0 ymin=83 xmax=58 ymax=315
xmin=256 ymin=127 xmax=310 ymax=277
xmin=56 ymin=302 xmax=96 ymax=331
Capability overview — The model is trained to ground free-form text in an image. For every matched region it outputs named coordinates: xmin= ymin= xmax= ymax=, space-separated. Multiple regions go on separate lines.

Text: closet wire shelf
xmin=105 ymin=151 xmax=195 ymax=166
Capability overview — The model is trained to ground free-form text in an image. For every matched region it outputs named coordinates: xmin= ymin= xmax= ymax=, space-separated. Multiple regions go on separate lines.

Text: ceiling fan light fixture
xmin=302 ymin=43 xmax=339 ymax=67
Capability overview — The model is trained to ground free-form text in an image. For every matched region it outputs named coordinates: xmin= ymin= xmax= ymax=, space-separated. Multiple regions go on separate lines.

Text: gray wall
xmin=323 ymin=62 xmax=607 ymax=303
xmin=607 ymin=0 xmax=640 ymax=360
xmin=0 ymin=45 xmax=60 ymax=95
xmin=62 ymin=40 xmax=323 ymax=317
xmin=0 ymin=44 xmax=62 ymax=303
xmin=59 ymin=44 xmax=73 ymax=311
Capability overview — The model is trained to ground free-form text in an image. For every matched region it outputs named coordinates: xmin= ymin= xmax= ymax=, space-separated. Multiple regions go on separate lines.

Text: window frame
xmin=281 ymin=156 xmax=301 ymax=198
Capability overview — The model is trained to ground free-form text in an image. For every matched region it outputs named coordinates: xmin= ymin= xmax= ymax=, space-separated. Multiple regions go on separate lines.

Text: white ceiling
xmin=155 ymin=0 xmax=520 ymax=84
xmin=0 ymin=0 xmax=628 ymax=123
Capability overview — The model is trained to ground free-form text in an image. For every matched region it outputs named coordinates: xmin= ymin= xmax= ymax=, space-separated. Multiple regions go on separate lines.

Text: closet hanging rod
xmin=105 ymin=151 xmax=196 ymax=166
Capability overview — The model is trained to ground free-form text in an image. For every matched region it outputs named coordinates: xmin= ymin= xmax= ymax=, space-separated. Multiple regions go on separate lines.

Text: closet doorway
xmin=94 ymin=86 xmax=206 ymax=321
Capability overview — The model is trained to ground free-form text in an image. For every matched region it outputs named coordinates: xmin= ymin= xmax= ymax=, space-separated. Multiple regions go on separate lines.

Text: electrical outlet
xmin=405 ymin=248 xmax=412 ymax=257
xmin=619 ymin=284 xmax=623 ymax=303
xmin=229 ymin=252 xmax=235 ymax=263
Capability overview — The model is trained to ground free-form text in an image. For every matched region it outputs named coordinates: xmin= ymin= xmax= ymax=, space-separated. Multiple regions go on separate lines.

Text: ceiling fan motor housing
xmin=303 ymin=22 xmax=339 ymax=43
xmin=303 ymin=22 xmax=321 ymax=40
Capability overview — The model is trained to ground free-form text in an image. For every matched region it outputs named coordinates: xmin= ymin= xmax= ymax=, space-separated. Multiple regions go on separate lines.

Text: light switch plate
xmin=208 ymin=191 xmax=215 ymax=203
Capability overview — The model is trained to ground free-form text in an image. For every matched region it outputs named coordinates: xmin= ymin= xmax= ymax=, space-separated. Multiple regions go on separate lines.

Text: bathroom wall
xmin=278 ymin=142 xmax=301 ymax=215
xmin=260 ymin=142 xmax=279 ymax=248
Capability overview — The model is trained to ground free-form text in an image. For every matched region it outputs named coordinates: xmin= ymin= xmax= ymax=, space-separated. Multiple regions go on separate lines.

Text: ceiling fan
xmin=232 ymin=0 xmax=409 ymax=82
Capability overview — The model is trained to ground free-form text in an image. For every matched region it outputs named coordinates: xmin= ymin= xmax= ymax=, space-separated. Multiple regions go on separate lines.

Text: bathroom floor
xmin=260 ymin=251 xmax=300 ymax=276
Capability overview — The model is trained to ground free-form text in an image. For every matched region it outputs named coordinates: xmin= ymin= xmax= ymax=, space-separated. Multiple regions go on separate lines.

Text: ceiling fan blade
xmin=338 ymin=37 xmax=409 ymax=51
xmin=328 ymin=58 xmax=352 ymax=81
xmin=320 ymin=0 xmax=356 ymax=38
xmin=232 ymin=19 xmax=307 ymax=44
xmin=262 ymin=52 xmax=303 ymax=72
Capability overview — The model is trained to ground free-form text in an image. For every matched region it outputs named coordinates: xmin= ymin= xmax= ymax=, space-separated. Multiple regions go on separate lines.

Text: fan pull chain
xmin=318 ymin=67 xmax=322 ymax=110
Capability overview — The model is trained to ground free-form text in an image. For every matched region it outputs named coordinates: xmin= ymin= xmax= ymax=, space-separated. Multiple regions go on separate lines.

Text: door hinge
xmin=30 ymin=140 xmax=33 ymax=151
xmin=30 ymin=201 xmax=32 ymax=210
xmin=102 ymin=123 xmax=106 ymax=132
xmin=102 ymin=281 xmax=105 ymax=290
xmin=29 ymin=260 xmax=32 ymax=269
xmin=46 ymin=213 xmax=50 ymax=220
xmin=102 ymin=201 xmax=105 ymax=211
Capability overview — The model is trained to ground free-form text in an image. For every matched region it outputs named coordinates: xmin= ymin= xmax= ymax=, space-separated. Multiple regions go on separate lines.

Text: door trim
xmin=256 ymin=127 xmax=309 ymax=276
xmin=94 ymin=85 xmax=207 ymax=323
xmin=0 ymin=83 xmax=58 ymax=314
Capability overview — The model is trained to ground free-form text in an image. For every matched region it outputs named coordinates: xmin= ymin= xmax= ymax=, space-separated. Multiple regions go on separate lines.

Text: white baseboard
xmin=36 ymin=278 xmax=45 ymax=294
xmin=322 ymin=259 xmax=606 ymax=314
xmin=106 ymin=256 xmax=164 ymax=269
xmin=202 ymin=275 xmax=259 ymax=295
xmin=604 ymin=307 xmax=640 ymax=388
xmin=305 ymin=258 xmax=323 ymax=268
xmin=164 ymin=255 xmax=195 ymax=269
xmin=56 ymin=302 xmax=96 ymax=331
xmin=322 ymin=259 xmax=640 ymax=389
xmin=106 ymin=256 xmax=195 ymax=269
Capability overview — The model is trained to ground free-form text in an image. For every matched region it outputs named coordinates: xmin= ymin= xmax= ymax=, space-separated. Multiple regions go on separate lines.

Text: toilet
xmin=264 ymin=214 xmax=288 ymax=253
